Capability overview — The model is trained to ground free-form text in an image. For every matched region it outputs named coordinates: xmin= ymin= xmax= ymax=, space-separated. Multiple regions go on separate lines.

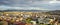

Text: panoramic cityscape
xmin=0 ymin=0 xmax=60 ymax=25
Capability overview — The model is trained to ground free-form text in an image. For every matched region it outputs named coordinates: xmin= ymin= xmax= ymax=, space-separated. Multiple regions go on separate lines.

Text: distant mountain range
xmin=0 ymin=9 xmax=60 ymax=14
xmin=0 ymin=9 xmax=50 ymax=12
xmin=0 ymin=9 xmax=60 ymax=15
xmin=46 ymin=10 xmax=60 ymax=15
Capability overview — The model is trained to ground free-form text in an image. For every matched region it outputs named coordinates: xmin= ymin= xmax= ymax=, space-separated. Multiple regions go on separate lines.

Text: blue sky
xmin=0 ymin=0 xmax=60 ymax=10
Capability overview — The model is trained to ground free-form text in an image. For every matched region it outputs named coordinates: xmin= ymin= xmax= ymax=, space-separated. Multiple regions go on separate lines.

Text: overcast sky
xmin=0 ymin=0 xmax=60 ymax=10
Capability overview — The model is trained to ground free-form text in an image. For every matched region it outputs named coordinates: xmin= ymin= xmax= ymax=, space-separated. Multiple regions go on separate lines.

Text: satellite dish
xmin=49 ymin=0 xmax=60 ymax=4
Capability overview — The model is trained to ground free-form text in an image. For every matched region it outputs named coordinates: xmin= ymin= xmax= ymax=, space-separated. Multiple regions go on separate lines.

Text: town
xmin=0 ymin=11 xmax=60 ymax=25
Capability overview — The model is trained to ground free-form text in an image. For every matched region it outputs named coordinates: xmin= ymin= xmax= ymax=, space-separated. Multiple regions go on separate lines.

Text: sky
xmin=0 ymin=0 xmax=60 ymax=10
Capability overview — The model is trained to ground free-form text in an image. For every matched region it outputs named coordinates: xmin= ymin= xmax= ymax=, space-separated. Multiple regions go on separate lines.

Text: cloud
xmin=0 ymin=5 xmax=49 ymax=10
xmin=0 ymin=0 xmax=60 ymax=10
xmin=0 ymin=0 xmax=50 ymax=6
xmin=0 ymin=5 xmax=60 ymax=10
